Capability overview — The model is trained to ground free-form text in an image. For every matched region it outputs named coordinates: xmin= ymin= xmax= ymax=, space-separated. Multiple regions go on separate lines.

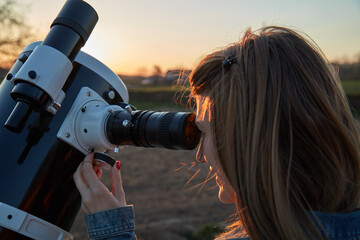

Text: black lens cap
xmin=93 ymin=152 xmax=116 ymax=170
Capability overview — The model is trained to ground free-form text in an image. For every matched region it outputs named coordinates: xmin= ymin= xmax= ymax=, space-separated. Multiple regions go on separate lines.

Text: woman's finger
xmin=111 ymin=161 xmax=126 ymax=205
xmin=73 ymin=164 xmax=90 ymax=198
xmin=81 ymin=155 xmax=103 ymax=190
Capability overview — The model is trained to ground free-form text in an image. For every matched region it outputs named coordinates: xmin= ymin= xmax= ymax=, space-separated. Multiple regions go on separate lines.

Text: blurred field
xmin=127 ymin=81 xmax=360 ymax=112
xmin=341 ymin=80 xmax=360 ymax=96
xmin=127 ymin=86 xmax=192 ymax=111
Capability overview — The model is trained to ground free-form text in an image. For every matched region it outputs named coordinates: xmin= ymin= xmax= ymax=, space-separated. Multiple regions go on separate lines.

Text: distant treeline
xmin=1 ymin=59 xmax=360 ymax=84
xmin=337 ymin=60 xmax=360 ymax=81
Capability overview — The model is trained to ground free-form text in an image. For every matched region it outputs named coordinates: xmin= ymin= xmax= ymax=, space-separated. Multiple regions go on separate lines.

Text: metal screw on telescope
xmin=125 ymin=105 xmax=133 ymax=115
xmin=122 ymin=120 xmax=134 ymax=128
xmin=28 ymin=70 xmax=37 ymax=79
xmin=18 ymin=53 xmax=28 ymax=63
xmin=114 ymin=146 xmax=120 ymax=153
xmin=107 ymin=107 xmax=115 ymax=115
xmin=6 ymin=73 xmax=13 ymax=81
xmin=107 ymin=90 xmax=115 ymax=100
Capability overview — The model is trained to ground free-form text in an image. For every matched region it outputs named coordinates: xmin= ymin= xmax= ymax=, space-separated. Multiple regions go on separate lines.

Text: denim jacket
xmin=85 ymin=206 xmax=360 ymax=240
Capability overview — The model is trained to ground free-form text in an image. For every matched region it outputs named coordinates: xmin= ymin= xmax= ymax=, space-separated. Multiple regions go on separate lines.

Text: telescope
xmin=0 ymin=1 xmax=201 ymax=239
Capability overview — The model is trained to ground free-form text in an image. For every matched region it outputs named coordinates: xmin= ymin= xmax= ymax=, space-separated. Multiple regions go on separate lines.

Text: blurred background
xmin=1 ymin=0 xmax=359 ymax=110
xmin=0 ymin=0 xmax=359 ymax=239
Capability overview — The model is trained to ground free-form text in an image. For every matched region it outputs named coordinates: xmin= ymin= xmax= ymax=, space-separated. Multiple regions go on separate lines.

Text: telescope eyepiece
xmin=106 ymin=110 xmax=201 ymax=150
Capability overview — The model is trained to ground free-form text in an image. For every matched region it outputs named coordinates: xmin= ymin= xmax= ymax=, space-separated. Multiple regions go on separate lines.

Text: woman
xmin=74 ymin=26 xmax=360 ymax=239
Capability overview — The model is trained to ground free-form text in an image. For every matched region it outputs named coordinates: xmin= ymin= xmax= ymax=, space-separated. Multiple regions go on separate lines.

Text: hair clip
xmin=222 ymin=55 xmax=237 ymax=69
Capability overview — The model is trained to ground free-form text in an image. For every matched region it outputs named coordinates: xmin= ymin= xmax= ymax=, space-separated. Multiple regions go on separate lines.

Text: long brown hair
xmin=189 ymin=26 xmax=360 ymax=239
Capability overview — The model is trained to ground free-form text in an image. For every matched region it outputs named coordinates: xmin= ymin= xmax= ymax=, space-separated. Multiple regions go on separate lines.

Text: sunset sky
xmin=21 ymin=0 xmax=360 ymax=75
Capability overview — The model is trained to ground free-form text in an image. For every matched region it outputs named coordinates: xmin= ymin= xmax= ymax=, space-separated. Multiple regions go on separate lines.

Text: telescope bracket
xmin=0 ymin=202 xmax=73 ymax=240
xmin=13 ymin=44 xmax=73 ymax=114
xmin=57 ymin=87 xmax=121 ymax=154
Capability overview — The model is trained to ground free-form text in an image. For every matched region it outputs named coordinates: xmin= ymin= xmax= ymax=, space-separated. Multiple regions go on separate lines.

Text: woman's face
xmin=195 ymin=95 xmax=236 ymax=204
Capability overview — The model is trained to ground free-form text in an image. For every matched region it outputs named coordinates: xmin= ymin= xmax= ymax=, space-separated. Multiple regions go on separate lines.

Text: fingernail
xmin=116 ymin=161 xmax=121 ymax=170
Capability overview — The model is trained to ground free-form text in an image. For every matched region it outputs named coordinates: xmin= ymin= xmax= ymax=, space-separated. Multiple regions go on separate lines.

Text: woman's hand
xmin=73 ymin=153 xmax=127 ymax=214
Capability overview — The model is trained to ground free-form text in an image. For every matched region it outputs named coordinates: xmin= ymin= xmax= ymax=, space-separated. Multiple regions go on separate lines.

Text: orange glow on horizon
xmin=3 ymin=0 xmax=359 ymax=77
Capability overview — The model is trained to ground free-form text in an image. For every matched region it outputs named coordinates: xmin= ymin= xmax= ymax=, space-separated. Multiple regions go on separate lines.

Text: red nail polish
xmin=116 ymin=161 xmax=121 ymax=170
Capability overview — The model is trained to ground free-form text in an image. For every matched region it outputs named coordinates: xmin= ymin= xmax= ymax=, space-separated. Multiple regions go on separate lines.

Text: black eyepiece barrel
xmin=51 ymin=0 xmax=98 ymax=43
xmin=4 ymin=101 xmax=32 ymax=133
xmin=43 ymin=0 xmax=98 ymax=60
xmin=106 ymin=110 xmax=201 ymax=150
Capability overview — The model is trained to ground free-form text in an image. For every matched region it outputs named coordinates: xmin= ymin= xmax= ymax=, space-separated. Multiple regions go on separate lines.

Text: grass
xmin=341 ymin=80 xmax=360 ymax=96
xmin=127 ymin=81 xmax=360 ymax=112
xmin=129 ymin=101 xmax=189 ymax=111
xmin=186 ymin=224 xmax=224 ymax=240
xmin=128 ymin=85 xmax=188 ymax=93
xmin=128 ymin=80 xmax=360 ymax=95
xmin=128 ymin=85 xmax=192 ymax=111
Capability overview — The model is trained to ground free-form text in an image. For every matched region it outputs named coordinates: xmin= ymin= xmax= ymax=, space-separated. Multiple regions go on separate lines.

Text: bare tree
xmin=152 ymin=65 xmax=162 ymax=77
xmin=0 ymin=0 xmax=34 ymax=68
